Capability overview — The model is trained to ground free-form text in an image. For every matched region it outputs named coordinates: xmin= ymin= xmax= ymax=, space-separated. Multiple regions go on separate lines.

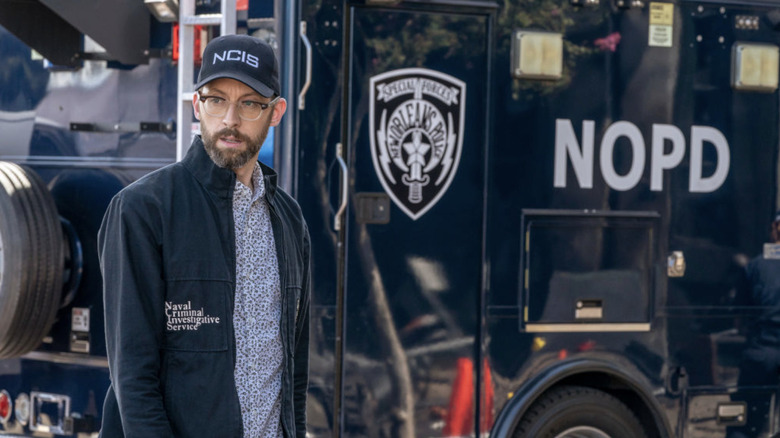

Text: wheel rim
xmin=554 ymin=426 xmax=612 ymax=438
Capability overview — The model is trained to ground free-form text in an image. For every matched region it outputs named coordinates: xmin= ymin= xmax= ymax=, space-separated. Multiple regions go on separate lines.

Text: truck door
xmin=340 ymin=4 xmax=491 ymax=435
xmin=297 ymin=1 xmax=493 ymax=436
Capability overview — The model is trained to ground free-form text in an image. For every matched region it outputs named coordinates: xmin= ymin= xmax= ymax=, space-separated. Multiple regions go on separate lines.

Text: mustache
xmin=214 ymin=128 xmax=250 ymax=143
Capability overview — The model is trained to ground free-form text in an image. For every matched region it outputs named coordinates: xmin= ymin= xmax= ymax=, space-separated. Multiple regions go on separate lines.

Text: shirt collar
xmin=249 ymin=163 xmax=265 ymax=202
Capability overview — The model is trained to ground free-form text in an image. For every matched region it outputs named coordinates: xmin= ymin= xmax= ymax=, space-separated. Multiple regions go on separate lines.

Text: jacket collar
xmin=182 ymin=135 xmax=278 ymax=201
xmin=258 ymin=161 xmax=279 ymax=201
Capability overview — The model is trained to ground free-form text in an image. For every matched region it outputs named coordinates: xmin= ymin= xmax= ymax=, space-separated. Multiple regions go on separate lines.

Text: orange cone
xmin=443 ymin=357 xmax=474 ymax=436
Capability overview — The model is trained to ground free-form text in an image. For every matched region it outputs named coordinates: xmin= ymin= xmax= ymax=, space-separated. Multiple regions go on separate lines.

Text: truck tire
xmin=512 ymin=385 xmax=648 ymax=438
xmin=0 ymin=161 xmax=63 ymax=358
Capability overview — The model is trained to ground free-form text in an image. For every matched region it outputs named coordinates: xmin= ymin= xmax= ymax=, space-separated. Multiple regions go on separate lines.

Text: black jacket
xmin=98 ymin=136 xmax=310 ymax=438
xmin=737 ymin=254 xmax=780 ymax=350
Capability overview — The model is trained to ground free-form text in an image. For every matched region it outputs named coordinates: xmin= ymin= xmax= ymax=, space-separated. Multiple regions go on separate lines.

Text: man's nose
xmin=222 ymin=103 xmax=241 ymax=127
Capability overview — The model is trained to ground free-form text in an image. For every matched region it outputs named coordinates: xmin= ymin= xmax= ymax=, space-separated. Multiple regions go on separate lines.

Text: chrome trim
xmin=298 ymin=21 xmax=312 ymax=110
xmin=524 ymin=323 xmax=651 ymax=333
xmin=30 ymin=392 xmax=70 ymax=435
xmin=21 ymin=351 xmax=108 ymax=368
xmin=333 ymin=143 xmax=348 ymax=231
xmin=14 ymin=393 xmax=29 ymax=427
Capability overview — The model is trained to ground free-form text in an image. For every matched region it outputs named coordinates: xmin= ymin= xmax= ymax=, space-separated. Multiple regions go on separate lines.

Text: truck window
xmin=522 ymin=210 xmax=658 ymax=331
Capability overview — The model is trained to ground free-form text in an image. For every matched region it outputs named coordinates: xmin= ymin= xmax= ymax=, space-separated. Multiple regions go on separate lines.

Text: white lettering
xmin=164 ymin=300 xmax=221 ymax=331
xmin=689 ymin=125 xmax=730 ymax=193
xmin=650 ymin=124 xmax=685 ymax=191
xmin=600 ymin=121 xmax=645 ymax=191
xmin=553 ymin=119 xmax=730 ymax=193
xmin=211 ymin=50 xmax=259 ymax=69
xmin=554 ymin=119 xmax=594 ymax=189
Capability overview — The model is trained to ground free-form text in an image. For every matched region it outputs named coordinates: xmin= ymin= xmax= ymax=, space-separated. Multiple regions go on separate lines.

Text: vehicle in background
xmin=2 ymin=0 xmax=780 ymax=437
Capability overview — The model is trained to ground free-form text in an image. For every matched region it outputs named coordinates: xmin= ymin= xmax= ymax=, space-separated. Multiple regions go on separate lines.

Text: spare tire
xmin=0 ymin=161 xmax=63 ymax=358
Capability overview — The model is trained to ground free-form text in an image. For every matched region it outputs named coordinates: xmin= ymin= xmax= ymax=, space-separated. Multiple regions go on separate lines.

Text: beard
xmin=201 ymin=120 xmax=270 ymax=170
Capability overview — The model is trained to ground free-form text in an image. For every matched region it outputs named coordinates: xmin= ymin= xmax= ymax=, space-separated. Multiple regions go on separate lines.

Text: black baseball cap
xmin=195 ymin=34 xmax=280 ymax=98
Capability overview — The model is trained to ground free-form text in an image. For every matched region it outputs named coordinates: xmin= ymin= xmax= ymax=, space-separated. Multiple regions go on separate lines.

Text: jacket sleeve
xmin=99 ymin=191 xmax=174 ymax=437
xmin=293 ymin=222 xmax=311 ymax=438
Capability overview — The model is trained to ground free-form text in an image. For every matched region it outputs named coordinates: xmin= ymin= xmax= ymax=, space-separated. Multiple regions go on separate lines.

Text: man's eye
xmin=241 ymin=101 xmax=261 ymax=109
xmin=208 ymin=97 xmax=226 ymax=105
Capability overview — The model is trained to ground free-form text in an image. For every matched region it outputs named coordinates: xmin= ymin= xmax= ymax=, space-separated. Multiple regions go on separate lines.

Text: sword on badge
xmin=402 ymin=130 xmax=431 ymax=204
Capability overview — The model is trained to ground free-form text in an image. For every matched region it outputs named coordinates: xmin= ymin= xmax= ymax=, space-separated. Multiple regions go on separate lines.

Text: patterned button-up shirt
xmin=232 ymin=164 xmax=284 ymax=438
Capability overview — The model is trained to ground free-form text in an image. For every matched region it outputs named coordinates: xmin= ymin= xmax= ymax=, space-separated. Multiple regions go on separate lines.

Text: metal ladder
xmin=176 ymin=0 xmax=237 ymax=161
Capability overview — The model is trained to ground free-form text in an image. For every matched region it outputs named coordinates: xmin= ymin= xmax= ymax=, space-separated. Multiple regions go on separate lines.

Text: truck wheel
xmin=0 ymin=161 xmax=63 ymax=358
xmin=513 ymin=385 xmax=648 ymax=438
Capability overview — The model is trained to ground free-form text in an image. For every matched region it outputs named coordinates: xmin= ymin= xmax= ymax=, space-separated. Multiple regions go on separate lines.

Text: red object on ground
xmin=443 ymin=357 xmax=497 ymax=436
xmin=443 ymin=357 xmax=474 ymax=436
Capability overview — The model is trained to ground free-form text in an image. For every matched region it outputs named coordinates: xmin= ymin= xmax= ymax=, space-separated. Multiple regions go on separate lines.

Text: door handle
xmin=298 ymin=21 xmax=312 ymax=110
xmin=334 ymin=143 xmax=348 ymax=231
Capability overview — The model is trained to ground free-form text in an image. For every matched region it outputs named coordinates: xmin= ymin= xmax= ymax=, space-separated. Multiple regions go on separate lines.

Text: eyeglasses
xmin=198 ymin=94 xmax=280 ymax=121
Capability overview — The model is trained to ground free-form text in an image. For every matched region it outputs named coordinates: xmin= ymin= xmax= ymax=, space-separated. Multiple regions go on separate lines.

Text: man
xmin=736 ymin=210 xmax=780 ymax=372
xmin=98 ymin=34 xmax=310 ymax=438
xmin=727 ymin=210 xmax=780 ymax=437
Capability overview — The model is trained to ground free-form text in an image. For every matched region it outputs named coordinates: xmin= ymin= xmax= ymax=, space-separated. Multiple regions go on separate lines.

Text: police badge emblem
xmin=369 ymin=68 xmax=466 ymax=220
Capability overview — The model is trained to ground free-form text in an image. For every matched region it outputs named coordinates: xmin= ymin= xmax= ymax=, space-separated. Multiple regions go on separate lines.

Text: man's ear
xmin=192 ymin=93 xmax=201 ymax=120
xmin=269 ymin=98 xmax=287 ymax=127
